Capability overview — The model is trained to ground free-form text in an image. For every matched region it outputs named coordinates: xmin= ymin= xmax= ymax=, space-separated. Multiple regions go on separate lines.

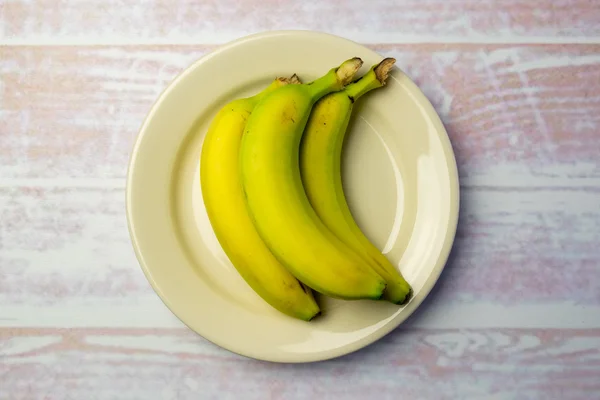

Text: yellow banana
xmin=240 ymin=58 xmax=387 ymax=300
xmin=200 ymin=76 xmax=320 ymax=321
xmin=299 ymin=58 xmax=412 ymax=304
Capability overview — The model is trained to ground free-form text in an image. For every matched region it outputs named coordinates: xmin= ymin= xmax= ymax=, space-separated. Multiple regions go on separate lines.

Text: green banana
xmin=240 ymin=58 xmax=387 ymax=300
xmin=200 ymin=76 xmax=320 ymax=321
xmin=299 ymin=58 xmax=413 ymax=304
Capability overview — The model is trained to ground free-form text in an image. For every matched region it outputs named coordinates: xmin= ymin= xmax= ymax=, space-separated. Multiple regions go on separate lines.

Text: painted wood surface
xmin=1 ymin=185 xmax=599 ymax=329
xmin=1 ymin=1 xmax=600 ymax=398
xmin=2 ymin=44 xmax=599 ymax=182
xmin=1 ymin=328 xmax=600 ymax=399
xmin=3 ymin=0 xmax=600 ymax=43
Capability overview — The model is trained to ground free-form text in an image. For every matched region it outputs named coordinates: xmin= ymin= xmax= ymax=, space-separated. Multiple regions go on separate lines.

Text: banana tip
xmin=374 ymin=57 xmax=396 ymax=85
xmin=399 ymin=287 xmax=413 ymax=305
xmin=308 ymin=311 xmax=321 ymax=321
xmin=289 ymin=73 xmax=302 ymax=84
xmin=336 ymin=57 xmax=364 ymax=86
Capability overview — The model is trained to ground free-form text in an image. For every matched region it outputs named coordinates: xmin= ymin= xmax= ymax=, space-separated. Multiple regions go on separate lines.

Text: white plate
xmin=126 ymin=30 xmax=459 ymax=363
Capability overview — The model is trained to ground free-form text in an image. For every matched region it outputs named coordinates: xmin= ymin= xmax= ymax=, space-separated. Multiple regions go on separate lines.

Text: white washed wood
xmin=2 ymin=45 xmax=599 ymax=183
xmin=1 ymin=185 xmax=599 ymax=327
xmin=1 ymin=2 xmax=600 ymax=396
xmin=2 ymin=0 xmax=600 ymax=44
xmin=1 ymin=328 xmax=599 ymax=399
xmin=1 ymin=44 xmax=599 ymax=329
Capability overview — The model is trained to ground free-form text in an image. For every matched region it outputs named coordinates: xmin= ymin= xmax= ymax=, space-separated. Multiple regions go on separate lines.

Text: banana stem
xmin=307 ymin=57 xmax=363 ymax=99
xmin=344 ymin=57 xmax=396 ymax=101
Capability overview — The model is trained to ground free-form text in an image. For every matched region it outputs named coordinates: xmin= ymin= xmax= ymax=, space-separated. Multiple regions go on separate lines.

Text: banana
xmin=299 ymin=58 xmax=412 ymax=304
xmin=240 ymin=58 xmax=387 ymax=300
xmin=200 ymin=76 xmax=320 ymax=321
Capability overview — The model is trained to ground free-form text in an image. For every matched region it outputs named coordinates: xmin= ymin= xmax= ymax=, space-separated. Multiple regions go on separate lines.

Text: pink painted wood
xmin=3 ymin=0 xmax=600 ymax=42
xmin=1 ymin=328 xmax=600 ymax=399
xmin=2 ymin=45 xmax=599 ymax=181
xmin=1 ymin=1 xmax=600 ymax=398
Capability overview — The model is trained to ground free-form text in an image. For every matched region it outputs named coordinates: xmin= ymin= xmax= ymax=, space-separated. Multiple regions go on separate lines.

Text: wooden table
xmin=2 ymin=1 xmax=599 ymax=398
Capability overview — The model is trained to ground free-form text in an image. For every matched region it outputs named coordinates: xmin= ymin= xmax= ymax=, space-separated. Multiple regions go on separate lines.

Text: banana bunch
xmin=200 ymin=57 xmax=412 ymax=321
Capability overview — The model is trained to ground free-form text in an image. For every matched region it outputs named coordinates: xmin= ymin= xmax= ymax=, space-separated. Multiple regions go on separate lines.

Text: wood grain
xmin=2 ymin=2 xmax=600 ymax=396
xmin=1 ymin=184 xmax=598 ymax=327
xmin=1 ymin=328 xmax=599 ymax=399
xmin=1 ymin=45 xmax=599 ymax=185
xmin=2 ymin=0 xmax=600 ymax=43
xmin=1 ymin=43 xmax=600 ymax=328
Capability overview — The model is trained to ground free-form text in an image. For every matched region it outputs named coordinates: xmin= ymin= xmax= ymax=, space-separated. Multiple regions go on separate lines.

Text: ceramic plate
xmin=126 ymin=30 xmax=459 ymax=363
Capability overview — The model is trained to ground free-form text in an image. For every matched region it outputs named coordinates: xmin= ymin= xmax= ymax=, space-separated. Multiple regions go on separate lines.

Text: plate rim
xmin=126 ymin=29 xmax=460 ymax=363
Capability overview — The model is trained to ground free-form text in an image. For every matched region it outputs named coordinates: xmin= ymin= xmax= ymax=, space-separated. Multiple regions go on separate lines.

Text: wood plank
xmin=0 ymin=46 xmax=196 ymax=181
xmin=383 ymin=44 xmax=600 ymax=183
xmin=1 ymin=45 xmax=599 ymax=185
xmin=1 ymin=328 xmax=599 ymax=399
xmin=2 ymin=0 xmax=600 ymax=43
xmin=1 ymin=185 xmax=599 ymax=328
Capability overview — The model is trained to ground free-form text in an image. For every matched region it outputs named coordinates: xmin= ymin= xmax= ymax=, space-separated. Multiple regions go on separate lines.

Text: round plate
xmin=126 ymin=30 xmax=459 ymax=363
